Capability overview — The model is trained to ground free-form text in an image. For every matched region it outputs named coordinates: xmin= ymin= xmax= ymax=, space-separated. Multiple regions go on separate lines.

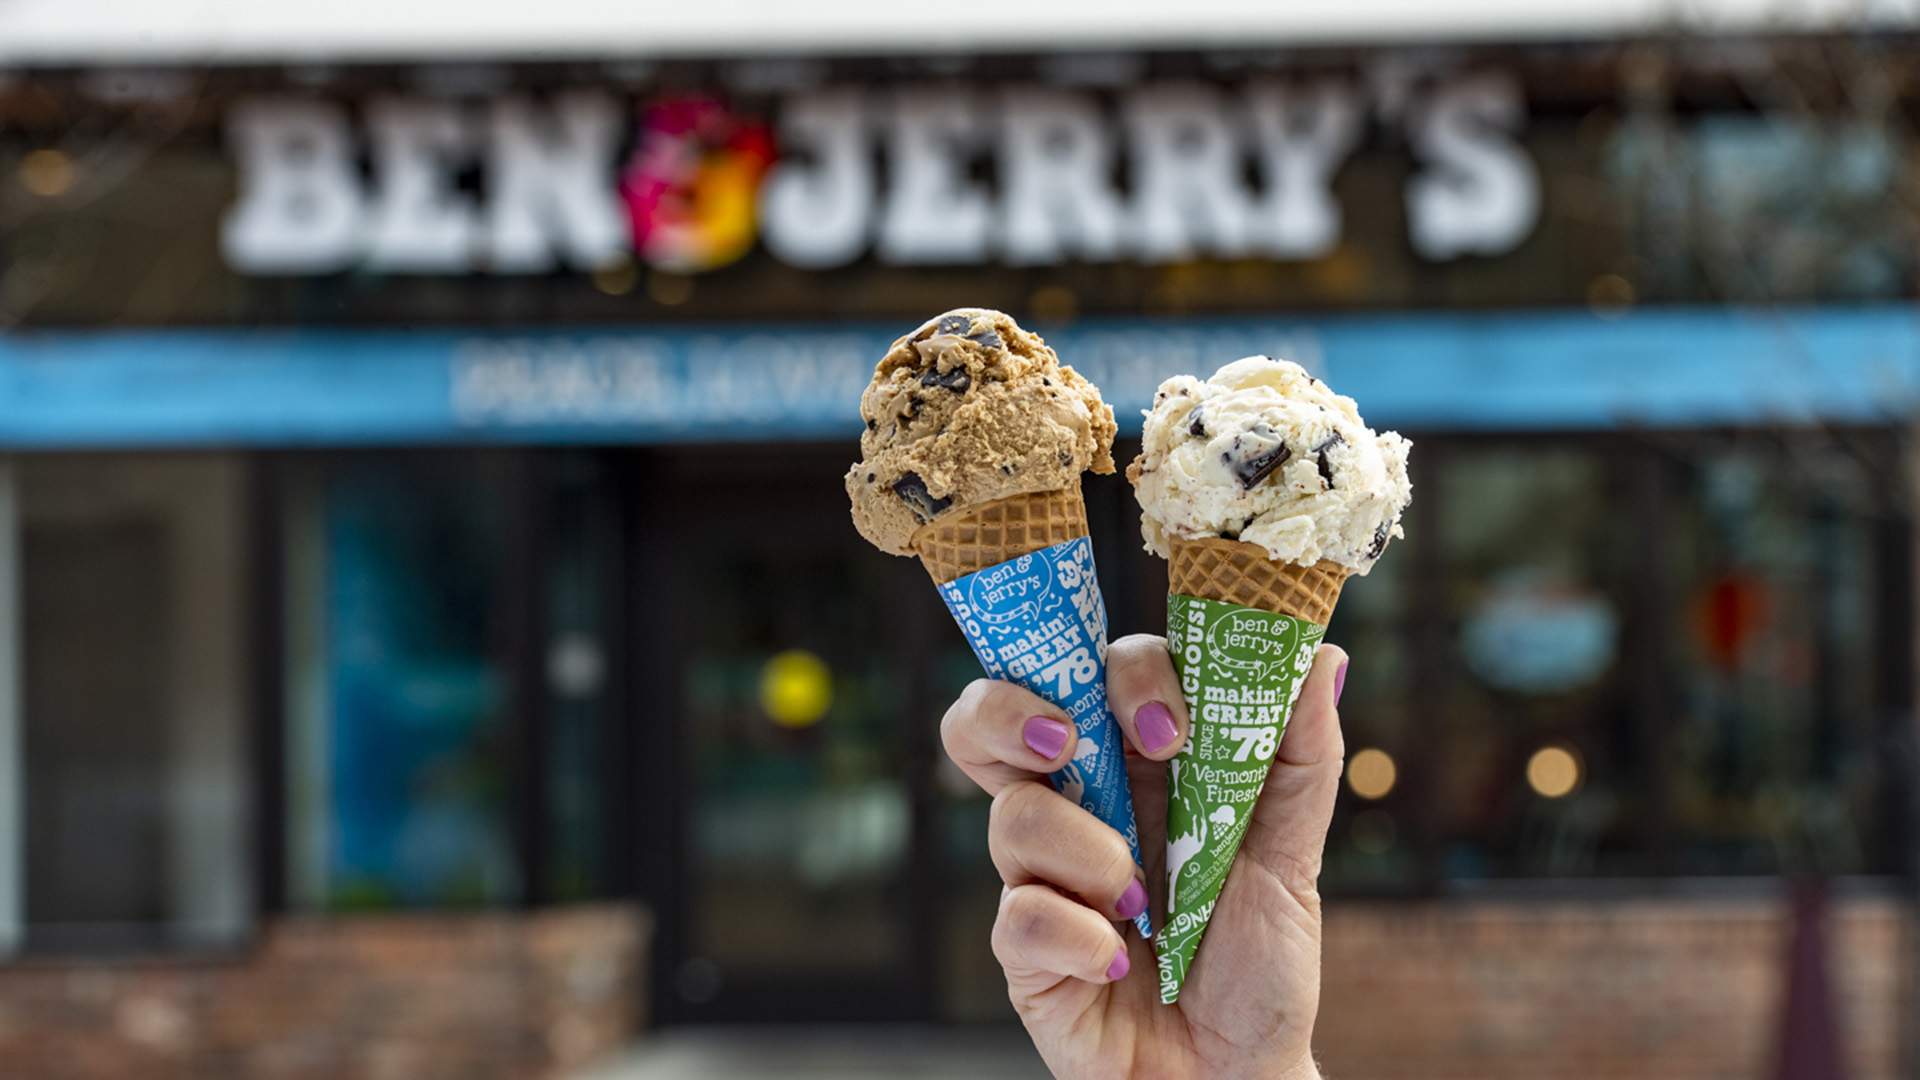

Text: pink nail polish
xmin=1334 ymin=660 xmax=1349 ymax=706
xmin=1023 ymin=716 xmax=1070 ymax=759
xmin=1135 ymin=701 xmax=1178 ymax=754
xmin=1106 ymin=948 xmax=1130 ymax=982
xmin=1115 ymin=879 xmax=1148 ymax=921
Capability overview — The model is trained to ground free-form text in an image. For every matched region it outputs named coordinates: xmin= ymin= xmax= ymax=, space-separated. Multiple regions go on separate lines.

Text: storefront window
xmin=8 ymin=455 xmax=252 ymax=949
xmin=1367 ymin=432 xmax=1907 ymax=887
xmin=1430 ymin=445 xmax=1651 ymax=880
xmin=1609 ymin=115 xmax=1907 ymax=303
xmin=1664 ymin=438 xmax=1894 ymax=874
xmin=283 ymin=456 xmax=518 ymax=910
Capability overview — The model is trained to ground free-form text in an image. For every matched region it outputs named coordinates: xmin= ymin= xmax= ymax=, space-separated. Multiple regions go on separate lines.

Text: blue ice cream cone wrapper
xmin=936 ymin=534 xmax=1153 ymax=938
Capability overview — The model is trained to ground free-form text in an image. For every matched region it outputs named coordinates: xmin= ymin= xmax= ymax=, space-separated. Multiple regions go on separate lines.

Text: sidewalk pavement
xmin=574 ymin=1024 xmax=1052 ymax=1079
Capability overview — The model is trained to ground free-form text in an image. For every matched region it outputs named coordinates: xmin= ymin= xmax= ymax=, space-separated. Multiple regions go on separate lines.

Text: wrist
xmin=1209 ymin=1052 xmax=1320 ymax=1080
xmin=1264 ymin=1053 xmax=1322 ymax=1080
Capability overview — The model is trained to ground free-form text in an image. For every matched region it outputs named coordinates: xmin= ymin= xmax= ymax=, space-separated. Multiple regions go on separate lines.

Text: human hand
xmin=941 ymin=635 xmax=1348 ymax=1080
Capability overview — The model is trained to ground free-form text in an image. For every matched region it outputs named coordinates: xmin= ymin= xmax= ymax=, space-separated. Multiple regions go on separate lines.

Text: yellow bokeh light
xmin=1346 ymin=747 xmax=1397 ymax=800
xmin=591 ymin=258 xmax=637 ymax=296
xmin=19 ymin=149 xmax=75 ymax=198
xmin=1585 ymin=273 xmax=1636 ymax=319
xmin=759 ymin=649 xmax=832 ymax=730
xmin=1028 ymin=284 xmax=1078 ymax=323
xmin=647 ymin=271 xmax=695 ymax=306
xmin=1527 ymin=745 xmax=1582 ymax=798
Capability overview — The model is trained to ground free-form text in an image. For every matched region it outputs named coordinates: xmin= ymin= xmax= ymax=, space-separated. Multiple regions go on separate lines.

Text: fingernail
xmin=1334 ymin=660 xmax=1349 ymax=706
xmin=1115 ymin=879 xmax=1148 ymax=921
xmin=1135 ymin=701 xmax=1179 ymax=754
xmin=1023 ymin=716 xmax=1071 ymax=760
xmin=1106 ymin=947 xmax=1130 ymax=982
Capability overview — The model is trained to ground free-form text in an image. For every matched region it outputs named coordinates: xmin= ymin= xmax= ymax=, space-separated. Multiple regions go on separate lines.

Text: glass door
xmin=640 ymin=446 xmax=941 ymax=1022
xmin=14 ymin=454 xmax=251 ymax=950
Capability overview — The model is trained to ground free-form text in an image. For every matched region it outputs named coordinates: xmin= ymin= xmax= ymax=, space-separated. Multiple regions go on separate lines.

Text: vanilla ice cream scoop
xmin=1127 ymin=355 xmax=1411 ymax=573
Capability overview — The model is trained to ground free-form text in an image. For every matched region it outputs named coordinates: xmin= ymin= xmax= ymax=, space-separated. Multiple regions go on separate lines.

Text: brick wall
xmin=0 ymin=904 xmax=649 ymax=1080
xmin=3 ymin=896 xmax=1907 ymax=1078
xmin=1316 ymin=894 xmax=1910 ymax=1080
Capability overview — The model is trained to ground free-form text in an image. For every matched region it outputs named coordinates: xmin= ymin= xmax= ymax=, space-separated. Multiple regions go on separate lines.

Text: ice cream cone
xmin=1154 ymin=540 xmax=1345 ymax=1003
xmin=848 ymin=310 xmax=1150 ymax=938
xmin=912 ymin=487 xmax=1089 ymax=585
xmin=1167 ymin=537 xmax=1350 ymax=624
xmin=916 ymin=483 xmax=1153 ymax=938
xmin=1132 ymin=354 xmax=1408 ymax=1003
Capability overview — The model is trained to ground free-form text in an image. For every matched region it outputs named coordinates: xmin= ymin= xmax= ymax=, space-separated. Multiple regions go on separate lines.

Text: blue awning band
xmin=1 ymin=306 xmax=1916 ymax=447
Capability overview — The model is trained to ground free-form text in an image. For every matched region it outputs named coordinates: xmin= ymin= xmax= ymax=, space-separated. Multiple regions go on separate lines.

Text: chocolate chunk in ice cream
xmin=1366 ymin=521 xmax=1392 ymax=560
xmin=921 ymin=367 xmax=973 ymax=393
xmin=893 ymin=473 xmax=953 ymax=522
xmin=1230 ymin=437 xmax=1292 ymax=489
xmin=1314 ymin=432 xmax=1344 ymax=489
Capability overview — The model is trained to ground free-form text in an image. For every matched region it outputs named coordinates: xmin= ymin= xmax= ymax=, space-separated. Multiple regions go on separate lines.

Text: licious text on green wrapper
xmin=1154 ymin=593 xmax=1326 ymax=1003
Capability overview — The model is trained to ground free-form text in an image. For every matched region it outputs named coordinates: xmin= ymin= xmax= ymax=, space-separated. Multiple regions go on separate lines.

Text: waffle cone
xmin=1167 ymin=537 xmax=1349 ymax=626
xmin=911 ymin=487 xmax=1089 ymax=585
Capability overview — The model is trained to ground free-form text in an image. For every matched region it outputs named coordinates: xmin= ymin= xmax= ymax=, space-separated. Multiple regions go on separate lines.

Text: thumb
xmin=1238 ymin=644 xmax=1348 ymax=899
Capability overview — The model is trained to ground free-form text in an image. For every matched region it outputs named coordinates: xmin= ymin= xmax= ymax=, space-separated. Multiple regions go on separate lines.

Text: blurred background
xmin=1 ymin=0 xmax=1917 ymax=1076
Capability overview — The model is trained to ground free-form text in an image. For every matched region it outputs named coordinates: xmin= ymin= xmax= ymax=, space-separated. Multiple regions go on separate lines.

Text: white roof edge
xmin=0 ymin=0 xmax=1914 ymax=66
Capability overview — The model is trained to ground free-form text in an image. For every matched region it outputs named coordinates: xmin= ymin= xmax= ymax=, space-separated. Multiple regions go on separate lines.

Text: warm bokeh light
xmin=1526 ymin=745 xmax=1582 ymax=798
xmin=19 ymin=148 xmax=75 ymax=197
xmin=1027 ymin=284 xmax=1078 ymax=323
xmin=1585 ymin=272 xmax=1636 ymax=318
xmin=590 ymin=258 xmax=637 ymax=296
xmin=1346 ymin=747 xmax=1398 ymax=800
xmin=647 ymin=271 xmax=695 ymax=305
xmin=759 ymin=649 xmax=832 ymax=729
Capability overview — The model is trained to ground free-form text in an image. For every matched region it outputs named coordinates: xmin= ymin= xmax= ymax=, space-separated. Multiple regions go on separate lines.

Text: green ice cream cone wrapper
xmin=1153 ymin=593 xmax=1325 ymax=1004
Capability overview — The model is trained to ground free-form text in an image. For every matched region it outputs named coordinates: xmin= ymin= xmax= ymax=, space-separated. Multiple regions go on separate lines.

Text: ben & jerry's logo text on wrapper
xmin=1154 ymin=593 xmax=1326 ymax=1004
xmin=937 ymin=536 xmax=1153 ymax=939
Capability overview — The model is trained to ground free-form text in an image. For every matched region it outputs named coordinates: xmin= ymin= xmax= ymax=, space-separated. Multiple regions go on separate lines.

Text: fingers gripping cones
xmin=1154 ymin=539 xmax=1342 ymax=1003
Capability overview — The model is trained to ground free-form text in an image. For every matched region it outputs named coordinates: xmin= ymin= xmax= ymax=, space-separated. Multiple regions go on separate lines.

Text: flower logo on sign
xmin=619 ymin=97 xmax=776 ymax=273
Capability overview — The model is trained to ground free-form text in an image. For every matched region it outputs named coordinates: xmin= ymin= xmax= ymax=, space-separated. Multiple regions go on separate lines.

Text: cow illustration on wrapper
xmin=1164 ymin=759 xmax=1205 ymax=915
